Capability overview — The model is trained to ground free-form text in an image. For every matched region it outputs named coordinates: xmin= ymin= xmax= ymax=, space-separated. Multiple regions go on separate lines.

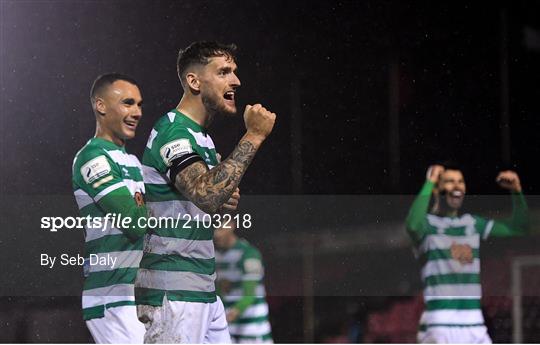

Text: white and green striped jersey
xmin=216 ymin=239 xmax=273 ymax=342
xmin=407 ymin=180 xmax=529 ymax=333
xmin=72 ymin=137 xmax=147 ymax=320
xmin=136 ymin=109 xmax=219 ymax=306
xmin=415 ymin=213 xmax=492 ymax=330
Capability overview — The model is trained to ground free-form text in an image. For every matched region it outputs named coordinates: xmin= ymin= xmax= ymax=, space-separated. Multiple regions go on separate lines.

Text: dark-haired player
xmin=136 ymin=41 xmax=276 ymax=343
xmin=406 ymin=164 xmax=528 ymax=343
xmin=72 ymin=73 xmax=147 ymax=343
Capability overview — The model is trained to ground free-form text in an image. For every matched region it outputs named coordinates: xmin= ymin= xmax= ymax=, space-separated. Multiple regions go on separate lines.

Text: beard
xmin=439 ymin=189 xmax=464 ymax=211
xmin=201 ymin=90 xmax=236 ymax=117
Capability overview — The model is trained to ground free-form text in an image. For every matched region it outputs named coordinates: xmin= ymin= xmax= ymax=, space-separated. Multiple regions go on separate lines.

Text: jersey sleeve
xmin=484 ymin=192 xmax=529 ymax=239
xmin=472 ymin=215 xmax=495 ymax=240
xmin=405 ymin=180 xmax=435 ymax=243
xmin=231 ymin=247 xmax=264 ymax=314
xmin=73 ymin=147 xmax=147 ymax=241
xmin=149 ymin=124 xmax=206 ymax=181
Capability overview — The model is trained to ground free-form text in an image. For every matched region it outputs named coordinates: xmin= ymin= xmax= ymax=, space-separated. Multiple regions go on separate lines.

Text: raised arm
xmin=405 ymin=165 xmax=443 ymax=242
xmin=172 ymin=104 xmax=275 ymax=214
xmin=488 ymin=171 xmax=529 ymax=237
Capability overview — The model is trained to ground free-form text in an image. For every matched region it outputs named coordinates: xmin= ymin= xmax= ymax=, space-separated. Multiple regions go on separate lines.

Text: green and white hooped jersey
xmin=415 ymin=213 xmax=494 ymax=331
xmin=136 ymin=109 xmax=219 ymax=306
xmin=72 ymin=137 xmax=146 ymax=320
xmin=216 ymin=239 xmax=272 ymax=342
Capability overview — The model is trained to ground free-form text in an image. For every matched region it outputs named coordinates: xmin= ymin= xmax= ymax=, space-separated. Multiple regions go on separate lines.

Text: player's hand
xmin=426 ymin=165 xmax=445 ymax=184
xmin=226 ymin=308 xmax=241 ymax=323
xmin=244 ymin=104 xmax=276 ymax=143
xmin=496 ymin=170 xmax=522 ymax=192
xmin=220 ymin=188 xmax=240 ymax=213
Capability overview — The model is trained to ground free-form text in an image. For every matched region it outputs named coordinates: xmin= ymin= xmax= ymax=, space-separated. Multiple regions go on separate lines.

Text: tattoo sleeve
xmin=174 ymin=138 xmax=258 ymax=214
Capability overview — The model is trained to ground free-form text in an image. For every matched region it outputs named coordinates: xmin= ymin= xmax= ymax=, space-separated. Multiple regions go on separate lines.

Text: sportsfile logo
xmin=41 ymin=214 xmax=133 ymax=232
xmin=40 ymin=213 xmax=253 ymax=232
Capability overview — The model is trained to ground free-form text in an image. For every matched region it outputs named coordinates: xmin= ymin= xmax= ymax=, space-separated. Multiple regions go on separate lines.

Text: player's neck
xmin=95 ymin=125 xmax=125 ymax=147
xmin=436 ymin=206 xmax=459 ymax=218
xmin=177 ymin=95 xmax=213 ymax=128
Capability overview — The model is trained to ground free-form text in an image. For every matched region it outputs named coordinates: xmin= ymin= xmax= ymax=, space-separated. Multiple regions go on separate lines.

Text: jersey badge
xmin=81 ymin=156 xmax=111 ymax=184
xmin=160 ymin=139 xmax=193 ymax=166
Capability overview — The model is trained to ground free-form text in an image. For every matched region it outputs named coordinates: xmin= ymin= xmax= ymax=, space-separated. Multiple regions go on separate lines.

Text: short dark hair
xmin=176 ymin=41 xmax=237 ymax=85
xmin=438 ymin=159 xmax=468 ymax=180
xmin=90 ymin=73 xmax=139 ymax=102
xmin=441 ymin=159 xmax=462 ymax=172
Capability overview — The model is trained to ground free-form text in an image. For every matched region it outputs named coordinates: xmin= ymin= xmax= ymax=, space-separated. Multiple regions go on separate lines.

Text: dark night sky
xmin=2 ymin=0 xmax=540 ymax=196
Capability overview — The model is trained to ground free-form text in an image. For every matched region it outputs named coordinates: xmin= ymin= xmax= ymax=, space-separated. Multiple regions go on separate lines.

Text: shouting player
xmin=215 ymin=222 xmax=273 ymax=343
xmin=406 ymin=164 xmax=529 ymax=343
xmin=72 ymin=74 xmax=147 ymax=343
xmin=136 ymin=41 xmax=276 ymax=343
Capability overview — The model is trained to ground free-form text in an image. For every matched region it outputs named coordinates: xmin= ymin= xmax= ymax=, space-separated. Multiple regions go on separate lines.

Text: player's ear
xmin=185 ymin=72 xmax=200 ymax=93
xmin=94 ymin=97 xmax=106 ymax=116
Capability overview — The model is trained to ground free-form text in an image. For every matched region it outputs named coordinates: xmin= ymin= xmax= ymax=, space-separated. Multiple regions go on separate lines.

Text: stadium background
xmin=1 ymin=0 xmax=540 ymax=342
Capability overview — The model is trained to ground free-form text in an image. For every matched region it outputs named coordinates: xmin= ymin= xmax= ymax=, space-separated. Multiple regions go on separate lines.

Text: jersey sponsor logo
xmin=244 ymin=258 xmax=263 ymax=275
xmin=81 ymin=156 xmax=111 ymax=184
xmin=159 ymin=139 xmax=193 ymax=167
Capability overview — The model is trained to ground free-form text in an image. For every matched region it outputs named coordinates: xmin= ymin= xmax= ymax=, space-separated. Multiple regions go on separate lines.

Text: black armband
xmin=168 ymin=153 xmax=204 ymax=182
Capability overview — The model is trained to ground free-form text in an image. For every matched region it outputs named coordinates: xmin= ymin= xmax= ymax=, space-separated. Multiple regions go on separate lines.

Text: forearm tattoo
xmin=175 ymin=139 xmax=257 ymax=214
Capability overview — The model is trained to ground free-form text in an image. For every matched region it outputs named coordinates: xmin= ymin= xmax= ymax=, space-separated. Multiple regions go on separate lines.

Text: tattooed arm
xmin=175 ymin=136 xmax=260 ymax=213
xmin=174 ymin=104 xmax=275 ymax=214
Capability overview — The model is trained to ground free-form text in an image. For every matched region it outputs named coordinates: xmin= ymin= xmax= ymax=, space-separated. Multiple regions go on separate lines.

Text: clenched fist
xmin=244 ymin=104 xmax=276 ymax=142
xmin=426 ymin=165 xmax=445 ymax=184
xmin=219 ymin=188 xmax=240 ymax=214
xmin=496 ymin=170 xmax=522 ymax=192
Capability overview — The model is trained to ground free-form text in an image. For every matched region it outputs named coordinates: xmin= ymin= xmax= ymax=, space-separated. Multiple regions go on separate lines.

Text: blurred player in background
xmin=136 ymin=41 xmax=276 ymax=343
xmin=406 ymin=163 xmax=529 ymax=343
xmin=72 ymin=73 xmax=147 ymax=343
xmin=215 ymin=222 xmax=273 ymax=343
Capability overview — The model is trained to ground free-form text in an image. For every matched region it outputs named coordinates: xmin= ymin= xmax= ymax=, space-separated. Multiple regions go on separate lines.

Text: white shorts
xmin=418 ymin=325 xmax=492 ymax=344
xmin=86 ymin=305 xmax=146 ymax=344
xmin=137 ymin=296 xmax=231 ymax=344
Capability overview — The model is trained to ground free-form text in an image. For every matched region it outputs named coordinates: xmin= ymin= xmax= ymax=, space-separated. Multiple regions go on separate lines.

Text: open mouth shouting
xmin=223 ymin=90 xmax=236 ymax=107
xmin=447 ymin=189 xmax=465 ymax=207
xmin=449 ymin=189 xmax=464 ymax=198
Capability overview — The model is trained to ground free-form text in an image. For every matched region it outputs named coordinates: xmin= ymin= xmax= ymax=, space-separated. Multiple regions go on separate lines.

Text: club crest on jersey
xmin=134 ymin=191 xmax=145 ymax=207
xmin=160 ymin=139 xmax=193 ymax=166
xmin=81 ymin=156 xmax=111 ymax=184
